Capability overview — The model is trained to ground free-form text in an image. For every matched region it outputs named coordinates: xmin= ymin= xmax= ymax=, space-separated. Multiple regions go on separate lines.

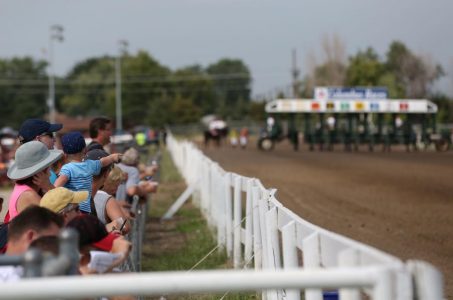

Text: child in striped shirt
xmin=54 ymin=132 xmax=121 ymax=214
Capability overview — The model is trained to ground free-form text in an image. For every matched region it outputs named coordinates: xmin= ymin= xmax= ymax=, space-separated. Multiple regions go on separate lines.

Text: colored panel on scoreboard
xmin=311 ymin=102 xmax=320 ymax=111
xmin=326 ymin=102 xmax=335 ymax=110
xmin=295 ymin=101 xmax=305 ymax=111
xmin=340 ymin=102 xmax=350 ymax=111
xmin=355 ymin=102 xmax=364 ymax=110
xmin=370 ymin=102 xmax=379 ymax=111
xmin=281 ymin=101 xmax=292 ymax=111
xmin=400 ymin=102 xmax=409 ymax=111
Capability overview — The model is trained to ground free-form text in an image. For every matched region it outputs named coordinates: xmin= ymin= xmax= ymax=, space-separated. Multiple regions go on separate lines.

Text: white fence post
xmin=233 ymin=175 xmax=242 ymax=268
xmin=207 ymin=164 xmax=216 ymax=228
xmin=258 ymin=189 xmax=272 ymax=300
xmin=374 ymin=268 xmax=393 ymax=300
xmin=407 ymin=260 xmax=444 ymax=300
xmin=265 ymin=207 xmax=281 ymax=270
xmin=303 ymin=232 xmax=323 ymax=300
xmin=244 ymin=179 xmax=254 ymax=268
xmin=266 ymin=207 xmax=283 ymax=299
xmin=201 ymin=160 xmax=211 ymax=218
xmin=224 ymin=173 xmax=233 ymax=258
xmin=282 ymin=221 xmax=300 ymax=300
xmin=252 ymin=186 xmax=262 ymax=270
xmin=258 ymin=190 xmax=270 ymax=271
xmin=338 ymin=248 xmax=360 ymax=300
xmin=215 ymin=167 xmax=226 ymax=250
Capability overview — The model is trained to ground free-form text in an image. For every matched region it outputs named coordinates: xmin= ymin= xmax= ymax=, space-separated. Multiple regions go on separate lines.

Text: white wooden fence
xmin=167 ymin=134 xmax=444 ymax=300
xmin=0 ymin=135 xmax=444 ymax=299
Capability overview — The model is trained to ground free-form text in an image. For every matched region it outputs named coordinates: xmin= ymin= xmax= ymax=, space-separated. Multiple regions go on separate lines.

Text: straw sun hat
xmin=7 ymin=141 xmax=63 ymax=180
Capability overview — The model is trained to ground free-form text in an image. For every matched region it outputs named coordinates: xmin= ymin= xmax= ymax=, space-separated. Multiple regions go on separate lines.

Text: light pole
xmin=115 ymin=40 xmax=128 ymax=132
xmin=48 ymin=25 xmax=64 ymax=124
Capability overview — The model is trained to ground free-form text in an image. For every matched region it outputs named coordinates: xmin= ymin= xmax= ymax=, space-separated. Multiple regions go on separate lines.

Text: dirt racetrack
xmin=200 ymin=139 xmax=453 ymax=299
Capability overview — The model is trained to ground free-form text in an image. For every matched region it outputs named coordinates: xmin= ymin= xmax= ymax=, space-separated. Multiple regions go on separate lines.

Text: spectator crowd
xmin=0 ymin=117 xmax=159 ymax=293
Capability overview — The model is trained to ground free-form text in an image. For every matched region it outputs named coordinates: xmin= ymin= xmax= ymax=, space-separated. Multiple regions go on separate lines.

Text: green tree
xmin=60 ymin=56 xmax=115 ymax=116
xmin=249 ymin=100 xmax=266 ymax=121
xmin=385 ymin=41 xmax=443 ymax=98
xmin=171 ymin=65 xmax=216 ymax=115
xmin=61 ymin=51 xmax=172 ymax=127
xmin=206 ymin=58 xmax=251 ymax=118
xmin=376 ymin=72 xmax=405 ymax=98
xmin=145 ymin=96 xmax=172 ymax=127
xmin=121 ymin=51 xmax=171 ymax=127
xmin=345 ymin=47 xmax=405 ymax=98
xmin=346 ymin=48 xmax=384 ymax=86
xmin=431 ymin=93 xmax=453 ymax=123
xmin=0 ymin=57 xmax=49 ymax=128
xmin=169 ymin=96 xmax=202 ymax=124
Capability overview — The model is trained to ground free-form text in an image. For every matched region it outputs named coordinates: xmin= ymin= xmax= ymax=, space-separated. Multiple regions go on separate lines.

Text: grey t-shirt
xmin=115 ymin=163 xmax=140 ymax=201
xmin=94 ymin=190 xmax=112 ymax=224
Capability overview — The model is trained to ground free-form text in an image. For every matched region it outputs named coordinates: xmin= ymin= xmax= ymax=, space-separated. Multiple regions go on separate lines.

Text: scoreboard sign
xmin=265 ymin=99 xmax=438 ymax=114
xmin=314 ymin=87 xmax=388 ymax=101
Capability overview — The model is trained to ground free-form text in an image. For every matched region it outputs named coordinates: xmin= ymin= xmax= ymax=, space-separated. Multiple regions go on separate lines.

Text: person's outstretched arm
xmin=100 ymin=153 xmax=122 ymax=167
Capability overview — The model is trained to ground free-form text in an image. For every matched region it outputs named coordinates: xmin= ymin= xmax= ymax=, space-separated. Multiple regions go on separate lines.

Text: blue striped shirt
xmin=59 ymin=160 xmax=102 ymax=213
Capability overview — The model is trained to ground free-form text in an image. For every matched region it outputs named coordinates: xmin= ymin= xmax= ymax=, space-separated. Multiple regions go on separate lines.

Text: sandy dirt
xmin=201 ymin=139 xmax=453 ymax=299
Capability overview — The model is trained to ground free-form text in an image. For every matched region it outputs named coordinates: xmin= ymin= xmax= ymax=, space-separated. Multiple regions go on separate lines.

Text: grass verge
xmin=141 ymin=148 xmax=256 ymax=300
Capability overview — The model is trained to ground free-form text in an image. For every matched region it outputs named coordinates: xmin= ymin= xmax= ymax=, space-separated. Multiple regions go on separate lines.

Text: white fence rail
xmin=167 ymin=134 xmax=444 ymax=300
xmin=0 ymin=268 xmax=395 ymax=300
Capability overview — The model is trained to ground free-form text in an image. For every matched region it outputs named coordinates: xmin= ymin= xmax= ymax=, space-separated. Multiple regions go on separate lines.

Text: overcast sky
xmin=0 ymin=0 xmax=452 ymax=97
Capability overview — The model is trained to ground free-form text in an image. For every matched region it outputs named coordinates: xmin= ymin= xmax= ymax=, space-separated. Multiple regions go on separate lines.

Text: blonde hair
xmin=105 ymin=166 xmax=125 ymax=185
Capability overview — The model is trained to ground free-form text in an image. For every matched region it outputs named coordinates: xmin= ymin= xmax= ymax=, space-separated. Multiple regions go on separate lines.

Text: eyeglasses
xmin=37 ymin=132 xmax=54 ymax=139
xmin=58 ymin=203 xmax=80 ymax=215
xmin=19 ymin=132 xmax=54 ymax=145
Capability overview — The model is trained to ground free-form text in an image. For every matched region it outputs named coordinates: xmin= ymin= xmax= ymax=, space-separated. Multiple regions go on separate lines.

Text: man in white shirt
xmin=0 ymin=206 xmax=63 ymax=282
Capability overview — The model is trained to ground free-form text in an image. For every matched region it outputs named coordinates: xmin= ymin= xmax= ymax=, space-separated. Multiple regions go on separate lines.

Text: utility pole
xmin=48 ymin=25 xmax=64 ymax=123
xmin=291 ymin=49 xmax=300 ymax=98
xmin=115 ymin=40 xmax=128 ymax=132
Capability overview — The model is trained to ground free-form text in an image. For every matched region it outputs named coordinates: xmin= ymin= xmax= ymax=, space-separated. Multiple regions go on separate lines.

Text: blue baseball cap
xmin=61 ymin=131 xmax=86 ymax=154
xmin=18 ymin=119 xmax=63 ymax=143
xmin=84 ymin=148 xmax=108 ymax=160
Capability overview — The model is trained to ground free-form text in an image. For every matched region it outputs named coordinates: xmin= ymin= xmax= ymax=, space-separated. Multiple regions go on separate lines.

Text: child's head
xmin=61 ymin=131 xmax=86 ymax=155
xmin=122 ymin=147 xmax=139 ymax=166
xmin=103 ymin=166 xmax=126 ymax=195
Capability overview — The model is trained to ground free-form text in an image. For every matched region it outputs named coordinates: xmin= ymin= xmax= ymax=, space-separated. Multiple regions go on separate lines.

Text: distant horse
xmin=204 ymin=127 xmax=229 ymax=147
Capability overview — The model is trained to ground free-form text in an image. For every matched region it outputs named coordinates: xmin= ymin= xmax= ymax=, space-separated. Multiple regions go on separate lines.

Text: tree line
xmin=0 ymin=52 xmax=261 ymax=128
xmin=299 ymin=37 xmax=452 ymax=122
xmin=0 ymin=39 xmax=451 ymax=129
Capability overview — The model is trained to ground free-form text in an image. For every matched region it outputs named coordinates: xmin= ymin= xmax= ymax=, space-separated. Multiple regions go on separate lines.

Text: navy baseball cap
xmin=18 ymin=119 xmax=63 ymax=143
xmin=61 ymin=131 xmax=86 ymax=154
xmin=84 ymin=148 xmax=108 ymax=160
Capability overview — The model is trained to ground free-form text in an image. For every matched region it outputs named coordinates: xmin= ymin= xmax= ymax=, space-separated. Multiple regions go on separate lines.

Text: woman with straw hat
xmin=5 ymin=141 xmax=63 ymax=221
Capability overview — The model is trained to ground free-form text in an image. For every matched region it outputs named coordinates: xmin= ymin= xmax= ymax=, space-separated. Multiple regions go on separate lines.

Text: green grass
xmin=142 ymin=147 xmax=257 ymax=300
xmin=157 ymin=150 xmax=183 ymax=183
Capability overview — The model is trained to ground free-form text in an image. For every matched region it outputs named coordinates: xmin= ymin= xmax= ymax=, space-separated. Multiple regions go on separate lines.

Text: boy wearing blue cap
xmin=54 ymin=131 xmax=122 ymax=214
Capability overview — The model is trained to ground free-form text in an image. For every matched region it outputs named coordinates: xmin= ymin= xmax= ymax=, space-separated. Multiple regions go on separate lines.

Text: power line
xmin=0 ymin=84 xmax=252 ymax=95
xmin=0 ymin=72 xmax=252 ymax=86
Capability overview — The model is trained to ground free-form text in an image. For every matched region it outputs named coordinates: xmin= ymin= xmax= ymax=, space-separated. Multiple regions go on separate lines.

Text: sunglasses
xmin=37 ymin=132 xmax=54 ymax=139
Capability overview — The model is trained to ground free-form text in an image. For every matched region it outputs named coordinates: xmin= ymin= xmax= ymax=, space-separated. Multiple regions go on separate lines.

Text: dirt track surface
xmin=201 ymin=140 xmax=453 ymax=299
